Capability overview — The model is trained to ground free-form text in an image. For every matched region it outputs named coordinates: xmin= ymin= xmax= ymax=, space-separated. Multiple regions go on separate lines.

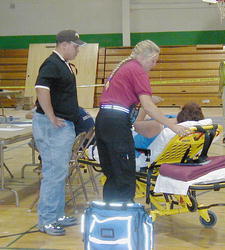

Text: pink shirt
xmin=100 ymin=59 xmax=152 ymax=108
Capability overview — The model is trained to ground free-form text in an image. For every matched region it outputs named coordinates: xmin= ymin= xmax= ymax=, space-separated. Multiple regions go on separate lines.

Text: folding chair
xmin=78 ymin=127 xmax=100 ymax=195
xmin=67 ymin=127 xmax=101 ymax=210
xmin=67 ymin=131 xmax=87 ymax=209
xmin=27 ymin=161 xmax=42 ymax=212
xmin=136 ymin=124 xmax=225 ymax=228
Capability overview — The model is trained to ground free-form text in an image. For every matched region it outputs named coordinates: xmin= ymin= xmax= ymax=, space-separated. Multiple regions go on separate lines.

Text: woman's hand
xmin=152 ymin=95 xmax=164 ymax=104
xmin=170 ymin=124 xmax=190 ymax=136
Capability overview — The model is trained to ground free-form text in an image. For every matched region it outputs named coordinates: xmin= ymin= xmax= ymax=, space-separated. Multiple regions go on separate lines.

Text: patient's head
xmin=177 ymin=102 xmax=204 ymax=123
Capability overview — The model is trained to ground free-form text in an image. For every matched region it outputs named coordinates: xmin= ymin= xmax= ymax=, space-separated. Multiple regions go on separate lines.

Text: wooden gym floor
xmin=0 ymin=107 xmax=225 ymax=250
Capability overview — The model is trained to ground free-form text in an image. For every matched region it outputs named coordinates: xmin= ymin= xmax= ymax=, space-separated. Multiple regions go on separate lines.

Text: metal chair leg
xmin=27 ymin=193 xmax=39 ymax=212
xmin=4 ymin=163 xmax=14 ymax=178
xmin=76 ymin=167 xmax=89 ymax=201
xmin=87 ymin=166 xmax=99 ymax=195
xmin=66 ymin=176 xmax=77 ymax=210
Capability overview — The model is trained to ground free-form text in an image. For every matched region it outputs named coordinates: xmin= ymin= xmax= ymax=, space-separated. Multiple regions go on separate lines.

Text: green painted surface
xmin=0 ymin=35 xmax=56 ymax=49
xmin=0 ymin=33 xmax=123 ymax=49
xmin=0 ymin=30 xmax=224 ymax=49
xmin=131 ymin=30 xmax=225 ymax=46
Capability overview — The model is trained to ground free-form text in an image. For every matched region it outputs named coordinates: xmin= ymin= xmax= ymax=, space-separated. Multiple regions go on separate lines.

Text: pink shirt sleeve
xmin=128 ymin=62 xmax=152 ymax=96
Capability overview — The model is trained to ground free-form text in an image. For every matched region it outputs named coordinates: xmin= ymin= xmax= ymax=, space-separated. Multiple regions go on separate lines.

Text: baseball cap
xmin=56 ymin=29 xmax=86 ymax=46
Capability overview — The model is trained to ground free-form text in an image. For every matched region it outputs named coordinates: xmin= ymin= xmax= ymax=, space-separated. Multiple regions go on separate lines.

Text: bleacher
xmin=94 ymin=44 xmax=225 ymax=107
xmin=0 ymin=49 xmax=28 ymax=107
xmin=1 ymin=44 xmax=225 ymax=108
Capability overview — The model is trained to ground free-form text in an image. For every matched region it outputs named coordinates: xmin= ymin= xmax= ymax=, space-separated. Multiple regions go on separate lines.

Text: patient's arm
xmin=134 ymin=100 xmax=177 ymax=138
xmin=135 ymin=107 xmax=146 ymax=121
xmin=133 ymin=120 xmax=163 ymax=138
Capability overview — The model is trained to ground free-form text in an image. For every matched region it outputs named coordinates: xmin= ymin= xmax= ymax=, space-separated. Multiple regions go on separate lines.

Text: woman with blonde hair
xmin=95 ymin=40 xmax=188 ymax=202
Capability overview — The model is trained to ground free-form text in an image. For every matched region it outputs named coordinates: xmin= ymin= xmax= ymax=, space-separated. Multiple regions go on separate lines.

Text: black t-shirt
xmin=35 ymin=52 xmax=79 ymax=122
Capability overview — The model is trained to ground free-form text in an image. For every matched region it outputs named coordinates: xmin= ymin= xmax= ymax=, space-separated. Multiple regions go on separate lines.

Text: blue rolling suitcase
xmin=81 ymin=201 xmax=153 ymax=250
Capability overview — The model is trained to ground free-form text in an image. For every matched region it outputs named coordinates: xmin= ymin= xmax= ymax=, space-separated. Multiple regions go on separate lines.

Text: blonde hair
xmin=108 ymin=40 xmax=160 ymax=80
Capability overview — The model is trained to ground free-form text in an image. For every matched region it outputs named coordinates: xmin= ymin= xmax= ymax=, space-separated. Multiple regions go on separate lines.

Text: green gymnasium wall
xmin=0 ymin=30 xmax=225 ymax=49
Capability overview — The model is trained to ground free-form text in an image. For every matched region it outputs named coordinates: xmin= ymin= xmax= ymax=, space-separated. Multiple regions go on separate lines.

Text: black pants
xmin=95 ymin=109 xmax=136 ymax=202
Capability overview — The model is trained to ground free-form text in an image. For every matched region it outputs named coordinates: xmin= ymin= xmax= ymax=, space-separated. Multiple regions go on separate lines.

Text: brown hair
xmin=177 ymin=102 xmax=204 ymax=123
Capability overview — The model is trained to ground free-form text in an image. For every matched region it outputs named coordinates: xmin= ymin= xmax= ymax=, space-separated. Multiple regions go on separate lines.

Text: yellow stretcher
xmin=136 ymin=124 xmax=225 ymax=227
xmin=78 ymin=124 xmax=225 ymax=228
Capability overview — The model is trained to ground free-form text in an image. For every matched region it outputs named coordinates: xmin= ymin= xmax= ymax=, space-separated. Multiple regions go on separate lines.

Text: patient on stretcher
xmin=88 ymin=102 xmax=215 ymax=171
xmin=87 ymin=118 xmax=213 ymax=171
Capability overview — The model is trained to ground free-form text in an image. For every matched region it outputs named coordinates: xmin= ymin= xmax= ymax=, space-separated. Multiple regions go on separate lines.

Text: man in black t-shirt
xmin=32 ymin=30 xmax=86 ymax=236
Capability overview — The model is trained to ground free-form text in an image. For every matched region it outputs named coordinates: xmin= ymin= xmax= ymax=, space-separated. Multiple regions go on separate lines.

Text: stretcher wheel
xmin=187 ymin=195 xmax=198 ymax=212
xmin=199 ymin=210 xmax=217 ymax=228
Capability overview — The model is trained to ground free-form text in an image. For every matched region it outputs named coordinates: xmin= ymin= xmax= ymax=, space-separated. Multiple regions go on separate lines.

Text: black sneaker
xmin=39 ymin=223 xmax=65 ymax=236
xmin=57 ymin=216 xmax=78 ymax=227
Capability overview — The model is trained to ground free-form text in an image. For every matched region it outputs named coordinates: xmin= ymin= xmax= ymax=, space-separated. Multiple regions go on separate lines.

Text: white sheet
xmin=154 ymin=168 xmax=225 ymax=195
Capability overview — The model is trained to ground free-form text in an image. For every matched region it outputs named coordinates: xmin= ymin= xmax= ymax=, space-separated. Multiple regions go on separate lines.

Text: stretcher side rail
xmin=189 ymin=181 xmax=225 ymax=191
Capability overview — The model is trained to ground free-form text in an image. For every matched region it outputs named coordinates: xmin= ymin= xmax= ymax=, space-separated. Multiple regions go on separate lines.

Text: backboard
xmin=202 ymin=0 xmax=225 ymax=22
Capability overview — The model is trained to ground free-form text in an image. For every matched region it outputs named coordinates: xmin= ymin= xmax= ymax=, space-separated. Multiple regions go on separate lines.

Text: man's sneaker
xmin=57 ymin=216 xmax=78 ymax=227
xmin=39 ymin=223 xmax=65 ymax=236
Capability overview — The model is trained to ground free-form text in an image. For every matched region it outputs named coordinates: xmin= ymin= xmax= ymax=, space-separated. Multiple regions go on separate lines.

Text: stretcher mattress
xmin=159 ymin=156 xmax=225 ymax=181
xmin=154 ymin=168 xmax=225 ymax=195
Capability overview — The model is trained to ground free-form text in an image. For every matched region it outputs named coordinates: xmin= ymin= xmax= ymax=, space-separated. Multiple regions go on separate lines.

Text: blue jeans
xmin=32 ymin=112 xmax=75 ymax=226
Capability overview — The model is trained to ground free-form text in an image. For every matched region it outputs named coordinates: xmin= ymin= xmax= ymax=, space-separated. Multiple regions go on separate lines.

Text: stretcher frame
xmin=76 ymin=124 xmax=225 ymax=227
xmin=136 ymin=124 xmax=225 ymax=227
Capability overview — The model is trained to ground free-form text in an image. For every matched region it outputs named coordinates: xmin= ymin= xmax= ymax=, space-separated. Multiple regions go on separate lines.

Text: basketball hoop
xmin=202 ymin=0 xmax=225 ymax=22
xmin=217 ymin=0 xmax=225 ymax=22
